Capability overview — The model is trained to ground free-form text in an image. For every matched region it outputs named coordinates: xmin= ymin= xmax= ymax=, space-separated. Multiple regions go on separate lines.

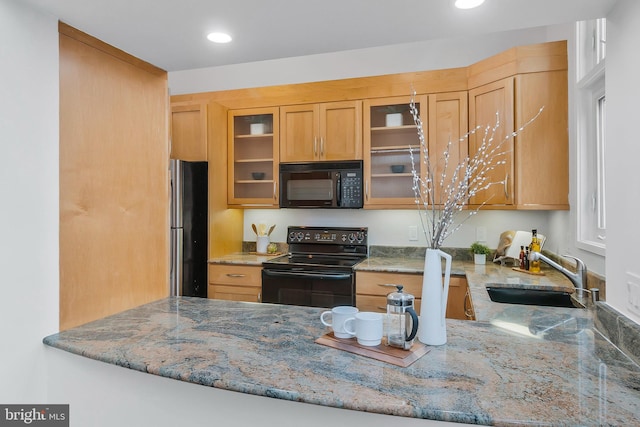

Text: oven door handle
xmin=263 ymin=269 xmax=352 ymax=280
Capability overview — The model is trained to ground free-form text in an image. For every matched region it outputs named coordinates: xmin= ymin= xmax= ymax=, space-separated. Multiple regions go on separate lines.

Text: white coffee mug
xmin=343 ymin=312 xmax=384 ymax=346
xmin=320 ymin=306 xmax=358 ymax=339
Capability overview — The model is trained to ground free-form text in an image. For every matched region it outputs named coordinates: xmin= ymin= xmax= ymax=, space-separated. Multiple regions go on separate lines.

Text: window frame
xmin=575 ymin=19 xmax=607 ymax=256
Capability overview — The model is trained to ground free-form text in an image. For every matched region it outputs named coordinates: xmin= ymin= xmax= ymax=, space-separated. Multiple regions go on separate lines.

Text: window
xmin=576 ymin=18 xmax=606 ymax=256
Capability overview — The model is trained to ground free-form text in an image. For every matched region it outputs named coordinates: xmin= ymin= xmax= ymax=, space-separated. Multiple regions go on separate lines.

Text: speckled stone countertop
xmin=44 ymin=256 xmax=640 ymax=426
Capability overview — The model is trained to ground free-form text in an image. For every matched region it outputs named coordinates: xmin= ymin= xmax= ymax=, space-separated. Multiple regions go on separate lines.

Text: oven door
xmin=261 ymin=268 xmax=355 ymax=308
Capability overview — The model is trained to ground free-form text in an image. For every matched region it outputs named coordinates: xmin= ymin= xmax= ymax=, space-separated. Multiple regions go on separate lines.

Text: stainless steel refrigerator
xmin=170 ymin=160 xmax=208 ymax=297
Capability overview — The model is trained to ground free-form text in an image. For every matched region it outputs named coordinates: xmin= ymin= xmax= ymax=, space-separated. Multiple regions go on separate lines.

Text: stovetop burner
xmin=262 ymin=226 xmax=368 ymax=270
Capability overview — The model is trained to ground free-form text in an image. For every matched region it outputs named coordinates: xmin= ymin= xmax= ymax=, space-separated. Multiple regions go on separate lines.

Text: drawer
xmin=208 ymin=264 xmax=262 ymax=286
xmin=208 ymin=284 xmax=261 ymax=303
xmin=356 ymin=271 xmax=422 ymax=296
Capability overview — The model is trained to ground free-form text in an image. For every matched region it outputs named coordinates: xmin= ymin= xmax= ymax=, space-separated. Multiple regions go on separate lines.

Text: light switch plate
xmin=476 ymin=226 xmax=487 ymax=242
xmin=627 ymin=272 xmax=640 ymax=317
xmin=408 ymin=226 xmax=418 ymax=241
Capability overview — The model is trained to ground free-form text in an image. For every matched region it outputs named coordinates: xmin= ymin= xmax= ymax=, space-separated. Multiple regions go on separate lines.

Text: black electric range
xmin=261 ymin=226 xmax=368 ymax=308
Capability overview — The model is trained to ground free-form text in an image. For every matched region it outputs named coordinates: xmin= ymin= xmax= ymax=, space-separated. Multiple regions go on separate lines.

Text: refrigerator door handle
xmin=170 ymin=228 xmax=184 ymax=296
xmin=170 ymin=159 xmax=183 ymax=228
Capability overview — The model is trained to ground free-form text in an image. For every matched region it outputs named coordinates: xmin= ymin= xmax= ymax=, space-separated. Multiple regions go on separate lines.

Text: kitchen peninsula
xmin=43 ymin=261 xmax=640 ymax=426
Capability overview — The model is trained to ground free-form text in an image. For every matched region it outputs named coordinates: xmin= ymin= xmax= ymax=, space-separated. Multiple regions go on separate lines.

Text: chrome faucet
xmin=529 ymin=252 xmax=587 ymax=291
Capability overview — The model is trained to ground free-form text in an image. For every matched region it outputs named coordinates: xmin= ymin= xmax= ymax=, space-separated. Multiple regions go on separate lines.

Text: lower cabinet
xmin=208 ymin=264 xmax=262 ymax=303
xmin=355 ymin=271 xmax=474 ymax=320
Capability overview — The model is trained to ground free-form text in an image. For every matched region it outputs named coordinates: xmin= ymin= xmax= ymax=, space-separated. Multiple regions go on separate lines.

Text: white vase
xmin=418 ymin=248 xmax=452 ymax=346
xmin=474 ymin=253 xmax=486 ymax=265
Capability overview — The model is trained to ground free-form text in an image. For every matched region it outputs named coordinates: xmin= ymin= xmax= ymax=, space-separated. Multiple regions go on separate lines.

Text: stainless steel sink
xmin=486 ymin=286 xmax=583 ymax=308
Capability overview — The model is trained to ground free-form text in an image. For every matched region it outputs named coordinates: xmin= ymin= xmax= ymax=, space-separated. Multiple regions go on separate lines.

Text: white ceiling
xmin=24 ymin=0 xmax=617 ymax=72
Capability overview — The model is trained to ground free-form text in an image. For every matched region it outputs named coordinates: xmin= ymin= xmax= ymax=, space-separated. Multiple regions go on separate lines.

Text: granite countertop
xmin=45 ymin=256 xmax=640 ymax=426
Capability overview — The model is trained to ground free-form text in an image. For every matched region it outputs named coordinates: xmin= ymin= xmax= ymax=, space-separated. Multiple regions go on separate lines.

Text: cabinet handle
xmin=320 ymin=137 xmax=325 ymax=156
xmin=365 ymin=180 xmax=369 ymax=201
xmin=258 ymin=292 xmax=262 ymax=303
xmin=377 ymin=283 xmax=398 ymax=288
xmin=226 ymin=274 xmax=246 ymax=278
xmin=464 ymin=289 xmax=474 ymax=319
xmin=377 ymin=306 xmax=386 ymax=311
xmin=273 ymin=181 xmax=277 ymax=200
xmin=314 ymin=137 xmax=318 ymax=156
xmin=503 ymin=173 xmax=509 ymax=199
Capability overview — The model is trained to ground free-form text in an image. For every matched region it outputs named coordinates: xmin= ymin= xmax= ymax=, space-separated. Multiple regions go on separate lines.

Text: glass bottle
xmin=529 ymin=229 xmax=541 ymax=273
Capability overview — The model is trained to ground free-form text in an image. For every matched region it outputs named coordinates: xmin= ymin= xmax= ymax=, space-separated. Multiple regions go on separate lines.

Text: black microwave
xmin=279 ymin=160 xmax=363 ymax=208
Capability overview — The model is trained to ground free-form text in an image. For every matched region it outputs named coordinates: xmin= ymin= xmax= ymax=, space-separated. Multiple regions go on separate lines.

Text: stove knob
xmin=289 ymin=231 xmax=296 ymax=242
xmin=347 ymin=233 xmax=356 ymax=243
xmin=297 ymin=232 xmax=305 ymax=241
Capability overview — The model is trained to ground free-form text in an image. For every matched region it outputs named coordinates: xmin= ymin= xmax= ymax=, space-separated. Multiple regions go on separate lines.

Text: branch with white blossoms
xmin=408 ymin=91 xmax=543 ymax=249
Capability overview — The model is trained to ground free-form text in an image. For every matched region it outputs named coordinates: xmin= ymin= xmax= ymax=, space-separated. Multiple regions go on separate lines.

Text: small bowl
xmin=390 ymin=165 xmax=405 ymax=173
xmin=251 ymin=172 xmax=265 ymax=180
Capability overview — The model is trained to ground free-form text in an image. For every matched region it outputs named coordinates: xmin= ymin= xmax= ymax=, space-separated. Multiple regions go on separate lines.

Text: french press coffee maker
xmin=386 ymin=285 xmax=419 ymax=350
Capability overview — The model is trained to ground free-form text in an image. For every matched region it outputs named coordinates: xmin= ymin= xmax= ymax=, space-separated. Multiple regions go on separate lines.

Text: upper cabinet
xmin=280 ymin=101 xmax=362 ymax=162
xmin=170 ymin=101 xmax=208 ymax=161
xmin=468 ymin=41 xmax=568 ymax=210
xmin=363 ymin=92 xmax=467 ymax=208
xmin=468 ymin=78 xmax=515 ymax=207
xmin=227 ymin=107 xmax=280 ymax=206
xmin=171 ymin=41 xmax=568 ymax=211
xmin=363 ymin=95 xmax=425 ymax=206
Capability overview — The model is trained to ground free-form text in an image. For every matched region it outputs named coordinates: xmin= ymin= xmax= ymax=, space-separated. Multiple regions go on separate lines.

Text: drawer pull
xmin=377 ymin=283 xmax=398 ymax=288
xmin=226 ymin=274 xmax=246 ymax=278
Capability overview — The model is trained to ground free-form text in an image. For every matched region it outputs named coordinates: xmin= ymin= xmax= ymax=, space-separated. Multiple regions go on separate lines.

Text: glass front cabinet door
xmin=227 ymin=107 xmax=279 ymax=206
xmin=363 ymin=95 xmax=427 ymax=207
xmin=363 ymin=93 xmax=468 ymax=208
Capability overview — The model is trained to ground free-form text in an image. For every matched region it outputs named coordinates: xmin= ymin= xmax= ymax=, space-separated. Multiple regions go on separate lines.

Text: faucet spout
xmin=530 ymin=252 xmax=587 ymax=291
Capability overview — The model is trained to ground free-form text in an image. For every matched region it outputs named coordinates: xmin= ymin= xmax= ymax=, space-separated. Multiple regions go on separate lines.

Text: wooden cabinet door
xmin=280 ymin=101 xmax=362 ymax=162
xmin=428 ymin=92 xmax=468 ymax=205
xmin=171 ymin=102 xmax=207 ymax=161
xmin=363 ymin=95 xmax=427 ymax=207
xmin=446 ymin=276 xmax=470 ymax=320
xmin=514 ymin=71 xmax=569 ymax=209
xmin=319 ymin=100 xmax=362 ymax=161
xmin=468 ymin=78 xmax=515 ymax=207
xmin=363 ymin=93 xmax=467 ymax=208
xmin=227 ymin=107 xmax=279 ymax=206
xmin=279 ymin=104 xmax=319 ymax=162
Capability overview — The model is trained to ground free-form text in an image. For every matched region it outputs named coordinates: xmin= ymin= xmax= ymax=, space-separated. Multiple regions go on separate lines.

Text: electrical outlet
xmin=476 ymin=226 xmax=487 ymax=242
xmin=627 ymin=272 xmax=640 ymax=317
xmin=408 ymin=226 xmax=418 ymax=241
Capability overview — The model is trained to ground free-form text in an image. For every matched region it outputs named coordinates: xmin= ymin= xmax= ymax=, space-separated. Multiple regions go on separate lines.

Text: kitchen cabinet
xmin=227 ymin=107 xmax=279 ymax=206
xmin=171 ymin=101 xmax=208 ymax=161
xmin=355 ymin=271 xmax=472 ymax=320
xmin=468 ymin=78 xmax=515 ymax=206
xmin=363 ymin=93 xmax=467 ymax=208
xmin=468 ymin=43 xmax=568 ymax=209
xmin=208 ymin=264 xmax=262 ymax=303
xmin=447 ymin=276 xmax=475 ymax=320
xmin=279 ymin=101 xmax=362 ymax=162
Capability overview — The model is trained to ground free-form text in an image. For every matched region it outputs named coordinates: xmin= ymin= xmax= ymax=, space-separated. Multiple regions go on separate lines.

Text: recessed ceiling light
xmin=455 ymin=0 xmax=485 ymax=9
xmin=207 ymin=32 xmax=232 ymax=44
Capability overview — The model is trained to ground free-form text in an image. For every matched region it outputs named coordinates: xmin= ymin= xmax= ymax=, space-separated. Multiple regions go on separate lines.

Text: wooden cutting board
xmin=315 ymin=333 xmax=431 ymax=367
